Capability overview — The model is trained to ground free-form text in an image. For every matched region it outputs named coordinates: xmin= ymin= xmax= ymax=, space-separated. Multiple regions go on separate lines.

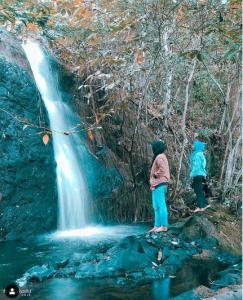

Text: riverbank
xmin=2 ymin=206 xmax=239 ymax=299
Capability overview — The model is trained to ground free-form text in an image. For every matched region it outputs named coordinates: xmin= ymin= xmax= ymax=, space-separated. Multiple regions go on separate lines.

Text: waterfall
xmin=22 ymin=40 xmax=91 ymax=230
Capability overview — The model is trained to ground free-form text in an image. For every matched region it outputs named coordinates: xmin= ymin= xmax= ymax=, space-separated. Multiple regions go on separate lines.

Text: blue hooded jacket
xmin=190 ymin=141 xmax=207 ymax=178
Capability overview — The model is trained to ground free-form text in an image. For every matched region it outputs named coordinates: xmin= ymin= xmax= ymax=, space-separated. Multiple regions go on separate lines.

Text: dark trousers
xmin=192 ymin=176 xmax=208 ymax=208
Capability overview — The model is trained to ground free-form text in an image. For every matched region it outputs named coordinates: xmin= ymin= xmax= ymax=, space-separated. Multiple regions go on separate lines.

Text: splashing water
xmin=22 ymin=40 xmax=91 ymax=230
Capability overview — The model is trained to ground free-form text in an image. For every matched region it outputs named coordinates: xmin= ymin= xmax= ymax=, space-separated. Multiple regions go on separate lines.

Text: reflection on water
xmin=152 ymin=278 xmax=171 ymax=300
xmin=27 ymin=278 xmax=171 ymax=300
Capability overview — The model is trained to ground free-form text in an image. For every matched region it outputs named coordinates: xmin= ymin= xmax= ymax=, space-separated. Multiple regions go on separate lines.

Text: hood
xmin=193 ymin=140 xmax=206 ymax=152
xmin=152 ymin=140 xmax=166 ymax=156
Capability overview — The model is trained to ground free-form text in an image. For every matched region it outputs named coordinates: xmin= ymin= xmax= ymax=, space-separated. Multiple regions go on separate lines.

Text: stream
xmin=0 ymin=225 xmax=226 ymax=300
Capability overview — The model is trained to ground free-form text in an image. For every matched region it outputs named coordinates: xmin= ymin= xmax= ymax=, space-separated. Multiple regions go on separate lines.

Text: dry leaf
xmin=43 ymin=134 xmax=49 ymax=145
xmin=87 ymin=129 xmax=94 ymax=141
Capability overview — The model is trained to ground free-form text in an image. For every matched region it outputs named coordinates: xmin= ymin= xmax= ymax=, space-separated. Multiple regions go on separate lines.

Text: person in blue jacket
xmin=190 ymin=140 xmax=210 ymax=212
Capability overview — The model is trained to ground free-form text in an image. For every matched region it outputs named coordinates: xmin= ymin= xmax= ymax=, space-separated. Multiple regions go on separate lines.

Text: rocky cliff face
xmin=0 ymin=31 xmax=124 ymax=240
xmin=0 ymin=31 xmax=57 ymax=241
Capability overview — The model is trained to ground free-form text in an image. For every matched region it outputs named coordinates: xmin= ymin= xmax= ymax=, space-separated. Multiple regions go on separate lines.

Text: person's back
xmin=190 ymin=140 xmax=210 ymax=212
xmin=190 ymin=141 xmax=206 ymax=178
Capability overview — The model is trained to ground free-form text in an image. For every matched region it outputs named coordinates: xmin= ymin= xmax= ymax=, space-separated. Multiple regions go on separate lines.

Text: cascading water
xmin=22 ymin=40 xmax=91 ymax=230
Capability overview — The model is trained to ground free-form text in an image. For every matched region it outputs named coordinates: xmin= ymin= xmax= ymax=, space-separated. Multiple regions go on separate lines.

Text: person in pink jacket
xmin=149 ymin=141 xmax=170 ymax=233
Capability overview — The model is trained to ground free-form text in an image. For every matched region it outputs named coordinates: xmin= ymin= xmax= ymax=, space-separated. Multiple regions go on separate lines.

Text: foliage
xmin=0 ymin=0 xmax=241 ymax=212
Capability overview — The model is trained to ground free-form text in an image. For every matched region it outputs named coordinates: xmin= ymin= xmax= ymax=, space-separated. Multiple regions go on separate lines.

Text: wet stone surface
xmin=0 ymin=220 xmax=241 ymax=299
xmin=0 ymin=55 xmax=57 ymax=241
xmin=16 ymin=230 xmax=235 ymax=285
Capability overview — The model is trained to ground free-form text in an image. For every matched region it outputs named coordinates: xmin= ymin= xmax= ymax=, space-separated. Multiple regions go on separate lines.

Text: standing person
xmin=190 ymin=140 xmax=210 ymax=212
xmin=149 ymin=141 xmax=170 ymax=233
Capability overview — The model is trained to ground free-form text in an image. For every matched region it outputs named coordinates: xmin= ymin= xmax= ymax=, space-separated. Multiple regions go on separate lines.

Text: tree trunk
xmin=173 ymin=58 xmax=197 ymax=198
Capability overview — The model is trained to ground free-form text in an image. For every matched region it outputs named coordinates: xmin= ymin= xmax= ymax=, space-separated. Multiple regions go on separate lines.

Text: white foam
xmin=22 ymin=40 xmax=91 ymax=230
xmin=45 ymin=225 xmax=148 ymax=242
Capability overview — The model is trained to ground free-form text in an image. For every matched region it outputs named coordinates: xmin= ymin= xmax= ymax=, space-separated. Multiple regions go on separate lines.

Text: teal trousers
xmin=152 ymin=185 xmax=168 ymax=227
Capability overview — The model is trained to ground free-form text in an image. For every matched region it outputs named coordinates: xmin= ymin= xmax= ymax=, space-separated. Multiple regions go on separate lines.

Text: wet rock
xmin=205 ymin=286 xmax=242 ymax=300
xmin=212 ymin=273 xmax=241 ymax=287
xmin=171 ymin=289 xmax=200 ymax=300
xmin=82 ymin=152 xmax=123 ymax=204
xmin=79 ymin=251 xmax=96 ymax=262
xmin=72 ymin=252 xmax=84 ymax=260
xmin=54 ymin=259 xmax=69 ymax=269
xmin=179 ymin=215 xmax=219 ymax=248
xmin=129 ymin=271 xmax=143 ymax=280
xmin=171 ymin=286 xmax=214 ymax=300
xmin=173 ymin=285 xmax=242 ymax=300
xmin=217 ymin=253 xmax=241 ymax=266
xmin=0 ymin=32 xmax=56 ymax=241
xmin=22 ymin=231 xmax=201 ymax=282
xmin=57 ymin=266 xmax=76 ymax=277
xmin=218 ymin=263 xmax=241 ymax=278
xmin=78 ymin=262 xmax=97 ymax=274
xmin=192 ymin=249 xmax=218 ymax=260
xmin=100 ymin=235 xmax=157 ymax=273
xmin=116 ymin=277 xmax=126 ymax=285
xmin=144 ymin=266 xmax=161 ymax=279
xmin=17 ymin=264 xmax=55 ymax=286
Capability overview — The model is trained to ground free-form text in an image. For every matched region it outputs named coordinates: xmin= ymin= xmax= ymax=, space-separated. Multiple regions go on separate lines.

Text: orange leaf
xmin=87 ymin=129 xmax=94 ymax=141
xmin=43 ymin=134 xmax=49 ymax=145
